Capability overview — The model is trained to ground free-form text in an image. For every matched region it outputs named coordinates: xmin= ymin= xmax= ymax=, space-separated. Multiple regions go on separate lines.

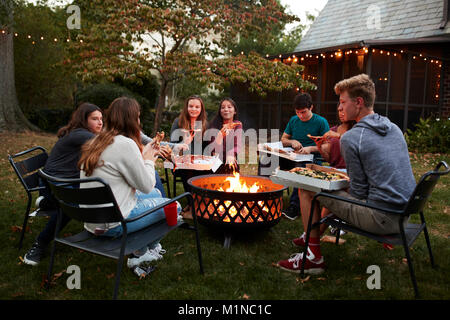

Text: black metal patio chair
xmin=301 ymin=161 xmax=449 ymax=298
xmin=8 ymin=146 xmax=58 ymax=249
xmin=38 ymin=169 xmax=204 ymax=300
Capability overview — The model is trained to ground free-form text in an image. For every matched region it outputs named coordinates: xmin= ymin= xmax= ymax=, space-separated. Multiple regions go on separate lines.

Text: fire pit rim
xmin=187 ymin=174 xmax=287 ymax=196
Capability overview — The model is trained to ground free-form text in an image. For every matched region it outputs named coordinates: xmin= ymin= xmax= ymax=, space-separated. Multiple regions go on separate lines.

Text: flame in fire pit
xmin=218 ymin=170 xmax=260 ymax=193
xmin=212 ymin=167 xmax=269 ymax=222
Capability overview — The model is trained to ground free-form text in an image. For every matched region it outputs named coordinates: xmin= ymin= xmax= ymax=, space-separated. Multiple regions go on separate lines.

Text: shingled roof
xmin=295 ymin=0 xmax=450 ymax=53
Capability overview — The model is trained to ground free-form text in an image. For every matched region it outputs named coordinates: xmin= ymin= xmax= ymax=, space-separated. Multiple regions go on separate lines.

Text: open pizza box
xmin=164 ymin=155 xmax=222 ymax=172
xmin=270 ymin=164 xmax=349 ymax=193
xmin=257 ymin=141 xmax=314 ymax=162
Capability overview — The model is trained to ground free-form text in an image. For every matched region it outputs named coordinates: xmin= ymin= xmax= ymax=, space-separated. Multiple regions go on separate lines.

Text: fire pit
xmin=187 ymin=173 xmax=287 ymax=248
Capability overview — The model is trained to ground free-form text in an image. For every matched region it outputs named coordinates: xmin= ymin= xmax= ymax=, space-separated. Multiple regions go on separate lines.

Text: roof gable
xmin=295 ymin=0 xmax=450 ymax=52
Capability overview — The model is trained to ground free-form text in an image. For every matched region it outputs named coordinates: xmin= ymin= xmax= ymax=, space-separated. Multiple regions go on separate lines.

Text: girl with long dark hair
xmin=170 ymin=95 xmax=210 ymax=219
xmin=23 ymin=102 xmax=103 ymax=266
xmin=207 ymin=97 xmax=242 ymax=174
xmin=79 ymin=97 xmax=177 ymax=268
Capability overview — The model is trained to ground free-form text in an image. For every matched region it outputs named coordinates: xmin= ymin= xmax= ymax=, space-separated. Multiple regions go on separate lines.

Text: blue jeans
xmin=103 ymin=189 xmax=181 ymax=238
xmin=155 ymin=170 xmax=166 ymax=197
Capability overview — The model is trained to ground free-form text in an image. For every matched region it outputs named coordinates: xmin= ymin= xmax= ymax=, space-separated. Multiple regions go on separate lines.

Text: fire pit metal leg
xmin=223 ymin=233 xmax=232 ymax=249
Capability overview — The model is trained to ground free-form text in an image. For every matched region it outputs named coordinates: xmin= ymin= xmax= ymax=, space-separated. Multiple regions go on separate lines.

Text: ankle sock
xmin=308 ymin=237 xmax=322 ymax=260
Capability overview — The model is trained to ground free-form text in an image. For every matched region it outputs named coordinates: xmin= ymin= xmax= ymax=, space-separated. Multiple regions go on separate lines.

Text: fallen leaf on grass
xmin=174 ymin=251 xmax=184 ymax=256
xmin=316 ymin=277 xmax=327 ymax=281
xmin=296 ymin=276 xmax=310 ymax=284
xmin=239 ymin=262 xmax=245 ymax=266
xmin=106 ymin=273 xmax=115 ymax=279
xmin=12 ymin=292 xmax=24 ymax=298
xmin=52 ymin=270 xmax=66 ymax=281
xmin=321 ymin=235 xmax=346 ymax=245
xmin=242 ymin=293 xmax=250 ymax=300
xmin=10 ymin=225 xmax=30 ymax=233
xmin=40 ymin=269 xmax=67 ymax=288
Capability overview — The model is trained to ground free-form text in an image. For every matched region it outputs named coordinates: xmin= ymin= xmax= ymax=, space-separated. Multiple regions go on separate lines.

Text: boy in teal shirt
xmin=281 ymin=93 xmax=330 ymax=220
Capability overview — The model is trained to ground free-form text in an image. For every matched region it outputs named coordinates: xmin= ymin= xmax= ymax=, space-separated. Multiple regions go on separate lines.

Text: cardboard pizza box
xmin=270 ymin=165 xmax=349 ymax=192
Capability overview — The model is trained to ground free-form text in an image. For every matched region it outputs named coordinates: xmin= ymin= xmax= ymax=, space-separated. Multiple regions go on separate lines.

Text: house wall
xmin=232 ymin=43 xmax=447 ymax=132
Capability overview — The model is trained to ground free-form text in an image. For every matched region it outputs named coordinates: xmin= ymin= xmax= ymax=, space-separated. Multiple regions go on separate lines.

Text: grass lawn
xmin=0 ymin=131 xmax=449 ymax=300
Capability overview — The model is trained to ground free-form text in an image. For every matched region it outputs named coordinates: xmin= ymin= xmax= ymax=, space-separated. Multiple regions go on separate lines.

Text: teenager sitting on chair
xmin=206 ymin=97 xmax=243 ymax=174
xmin=79 ymin=97 xmax=180 ymax=269
xmin=23 ymin=103 xmax=103 ymax=266
xmin=277 ymin=74 xmax=416 ymax=274
xmin=170 ymin=95 xmax=210 ymax=219
xmin=294 ymin=108 xmax=356 ymax=242
xmin=23 ymin=103 xmax=171 ymax=266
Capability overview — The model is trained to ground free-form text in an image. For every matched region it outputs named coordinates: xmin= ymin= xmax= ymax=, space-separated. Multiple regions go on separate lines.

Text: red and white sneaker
xmin=277 ymin=247 xmax=325 ymax=275
xmin=292 ymin=233 xmax=306 ymax=247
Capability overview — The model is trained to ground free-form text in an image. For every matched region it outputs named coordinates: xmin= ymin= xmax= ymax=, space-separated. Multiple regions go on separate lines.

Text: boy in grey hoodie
xmin=277 ymin=74 xmax=416 ymax=275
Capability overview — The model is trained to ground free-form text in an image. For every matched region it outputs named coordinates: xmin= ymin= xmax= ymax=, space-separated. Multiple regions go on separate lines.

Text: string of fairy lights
xmin=267 ymin=47 xmax=443 ymax=98
xmin=2 ymin=29 xmax=444 ymax=100
xmin=0 ymin=29 xmax=83 ymax=44
xmin=3 ymin=28 xmax=443 ymax=69
xmin=269 ymin=47 xmax=442 ymax=67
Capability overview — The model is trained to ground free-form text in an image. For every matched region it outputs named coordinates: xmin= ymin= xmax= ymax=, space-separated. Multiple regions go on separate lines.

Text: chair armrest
xmin=314 ymin=192 xmax=404 ymax=215
xmin=10 ymin=146 xmax=47 ymax=158
xmin=123 ymin=192 xmax=192 ymax=223
xmin=435 ymin=161 xmax=449 ymax=175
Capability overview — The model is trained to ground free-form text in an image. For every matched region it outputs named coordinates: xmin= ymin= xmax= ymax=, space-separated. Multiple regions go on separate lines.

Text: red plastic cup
xmin=164 ymin=202 xmax=178 ymax=226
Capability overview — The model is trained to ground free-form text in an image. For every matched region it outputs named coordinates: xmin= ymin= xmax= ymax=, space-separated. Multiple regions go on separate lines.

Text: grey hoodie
xmin=340 ymin=113 xmax=416 ymax=210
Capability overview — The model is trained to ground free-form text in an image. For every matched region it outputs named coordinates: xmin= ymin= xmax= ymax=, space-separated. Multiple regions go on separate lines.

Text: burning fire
xmin=218 ymin=170 xmax=260 ymax=193
xmin=212 ymin=166 xmax=269 ymax=222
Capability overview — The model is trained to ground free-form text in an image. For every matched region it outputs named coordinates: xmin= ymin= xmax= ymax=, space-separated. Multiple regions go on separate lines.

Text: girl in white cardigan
xmin=79 ymin=97 xmax=180 ymax=268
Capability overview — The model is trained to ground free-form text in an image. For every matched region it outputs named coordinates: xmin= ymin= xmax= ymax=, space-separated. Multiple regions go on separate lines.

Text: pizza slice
xmin=151 ymin=131 xmax=165 ymax=148
xmin=307 ymin=133 xmax=325 ymax=143
xmin=289 ymin=167 xmax=349 ymax=181
xmin=220 ymin=122 xmax=240 ymax=136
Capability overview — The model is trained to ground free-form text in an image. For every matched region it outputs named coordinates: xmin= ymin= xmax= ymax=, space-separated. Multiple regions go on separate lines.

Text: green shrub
xmin=75 ymin=82 xmax=150 ymax=110
xmin=405 ymin=117 xmax=450 ymax=153
xmin=27 ymin=108 xmax=73 ymax=133
xmin=75 ymin=82 xmax=156 ymax=131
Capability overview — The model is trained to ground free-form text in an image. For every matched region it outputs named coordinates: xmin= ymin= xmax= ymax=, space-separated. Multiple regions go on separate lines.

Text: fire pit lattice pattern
xmin=188 ymin=174 xmax=286 ymax=230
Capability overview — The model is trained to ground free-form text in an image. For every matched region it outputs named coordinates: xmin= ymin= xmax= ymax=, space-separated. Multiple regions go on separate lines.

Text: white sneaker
xmin=127 ymin=248 xmax=163 ymax=268
xmin=152 ymin=243 xmax=166 ymax=255
xmin=35 ymin=196 xmax=44 ymax=208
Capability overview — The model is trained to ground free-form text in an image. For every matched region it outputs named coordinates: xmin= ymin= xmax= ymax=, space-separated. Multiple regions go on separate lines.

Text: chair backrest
xmin=404 ymin=161 xmax=449 ymax=216
xmin=8 ymin=146 xmax=48 ymax=192
xmin=38 ymin=169 xmax=124 ymax=224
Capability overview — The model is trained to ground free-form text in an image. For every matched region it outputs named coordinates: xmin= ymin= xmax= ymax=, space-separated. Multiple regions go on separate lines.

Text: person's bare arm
xmin=297 ymin=145 xmax=319 ymax=154
xmin=281 ymin=132 xmax=302 ymax=151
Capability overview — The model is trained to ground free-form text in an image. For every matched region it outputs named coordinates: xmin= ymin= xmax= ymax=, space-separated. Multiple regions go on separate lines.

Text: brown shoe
xmin=181 ymin=206 xmax=193 ymax=220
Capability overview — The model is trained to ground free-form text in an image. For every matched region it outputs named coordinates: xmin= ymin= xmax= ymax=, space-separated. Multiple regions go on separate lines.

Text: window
xmin=409 ymin=57 xmax=426 ymax=105
xmin=425 ymin=61 xmax=441 ymax=105
xmin=302 ymin=59 xmax=319 ymax=101
xmin=389 ymin=53 xmax=407 ymax=104
xmin=371 ymin=50 xmax=390 ymax=102
xmin=388 ymin=104 xmax=404 ymax=129
xmin=323 ymin=56 xmax=344 ymax=102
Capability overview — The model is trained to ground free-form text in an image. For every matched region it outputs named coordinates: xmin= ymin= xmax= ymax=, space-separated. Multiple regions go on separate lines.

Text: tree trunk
xmin=152 ymin=79 xmax=168 ymax=136
xmin=0 ymin=5 xmax=40 ymax=132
